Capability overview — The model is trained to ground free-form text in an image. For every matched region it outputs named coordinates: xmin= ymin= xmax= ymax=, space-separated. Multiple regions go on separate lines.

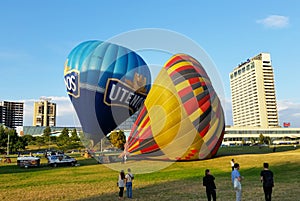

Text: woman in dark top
xmin=203 ymin=169 xmax=217 ymax=201
xmin=118 ymin=170 xmax=126 ymax=199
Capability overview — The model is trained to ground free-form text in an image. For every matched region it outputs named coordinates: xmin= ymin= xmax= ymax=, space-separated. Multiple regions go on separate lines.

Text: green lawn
xmin=0 ymin=147 xmax=299 ymax=201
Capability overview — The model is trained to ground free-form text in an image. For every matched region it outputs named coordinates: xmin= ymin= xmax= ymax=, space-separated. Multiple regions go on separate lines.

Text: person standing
xmin=203 ymin=169 xmax=217 ymax=201
xmin=118 ymin=170 xmax=126 ymax=200
xmin=231 ymin=163 xmax=243 ymax=201
xmin=260 ymin=163 xmax=274 ymax=201
xmin=125 ymin=168 xmax=134 ymax=199
xmin=230 ymin=159 xmax=235 ymax=171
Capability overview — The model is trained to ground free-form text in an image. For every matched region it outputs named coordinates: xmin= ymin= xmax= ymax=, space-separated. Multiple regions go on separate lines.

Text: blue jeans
xmin=126 ymin=182 xmax=132 ymax=198
xmin=235 ymin=188 xmax=242 ymax=201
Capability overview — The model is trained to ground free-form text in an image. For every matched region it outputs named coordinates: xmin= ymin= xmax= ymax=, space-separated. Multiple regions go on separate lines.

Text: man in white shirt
xmin=125 ymin=168 xmax=134 ymax=198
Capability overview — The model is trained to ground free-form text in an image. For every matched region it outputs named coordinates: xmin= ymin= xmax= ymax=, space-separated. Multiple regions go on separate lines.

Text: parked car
xmin=47 ymin=154 xmax=77 ymax=167
xmin=17 ymin=156 xmax=40 ymax=168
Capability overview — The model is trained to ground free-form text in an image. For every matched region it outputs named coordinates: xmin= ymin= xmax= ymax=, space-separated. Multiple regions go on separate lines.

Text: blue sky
xmin=0 ymin=1 xmax=299 ymax=127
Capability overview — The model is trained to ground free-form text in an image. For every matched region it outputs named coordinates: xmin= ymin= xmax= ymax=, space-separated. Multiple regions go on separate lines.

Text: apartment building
xmin=0 ymin=101 xmax=24 ymax=128
xmin=33 ymin=98 xmax=56 ymax=127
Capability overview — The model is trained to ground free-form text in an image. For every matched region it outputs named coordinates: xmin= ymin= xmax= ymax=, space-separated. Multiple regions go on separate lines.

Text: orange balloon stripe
xmin=139 ymin=116 xmax=150 ymax=133
xmin=188 ymin=77 xmax=201 ymax=85
xmin=135 ymin=106 xmax=147 ymax=125
xmin=183 ymin=96 xmax=201 ymax=115
xmin=140 ymin=143 xmax=160 ymax=154
xmin=128 ymin=107 xmax=147 ymax=145
xmin=178 ymin=85 xmax=194 ymax=100
xmin=164 ymin=55 xmax=184 ymax=69
xmin=199 ymin=99 xmax=211 ymax=114
xmin=197 ymin=93 xmax=210 ymax=108
xmin=128 ymin=127 xmax=152 ymax=153
xmin=128 ymin=141 xmax=139 ymax=152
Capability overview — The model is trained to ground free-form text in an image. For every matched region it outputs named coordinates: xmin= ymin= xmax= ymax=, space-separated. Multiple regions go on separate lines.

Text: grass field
xmin=0 ymin=146 xmax=299 ymax=201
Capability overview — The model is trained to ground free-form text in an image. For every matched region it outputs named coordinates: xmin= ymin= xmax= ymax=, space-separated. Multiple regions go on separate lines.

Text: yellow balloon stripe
xmin=166 ymin=61 xmax=193 ymax=75
xmin=193 ymin=85 xmax=205 ymax=97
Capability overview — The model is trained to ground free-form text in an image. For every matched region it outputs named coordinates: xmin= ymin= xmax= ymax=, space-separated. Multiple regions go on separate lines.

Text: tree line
xmin=0 ymin=125 xmax=127 ymax=154
xmin=0 ymin=125 xmax=83 ymax=154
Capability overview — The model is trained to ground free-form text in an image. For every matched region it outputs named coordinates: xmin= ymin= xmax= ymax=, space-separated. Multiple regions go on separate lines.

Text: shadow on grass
xmin=74 ymin=161 xmax=300 ymax=201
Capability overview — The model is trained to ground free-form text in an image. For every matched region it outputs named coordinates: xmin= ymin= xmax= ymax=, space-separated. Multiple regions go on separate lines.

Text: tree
xmin=70 ymin=128 xmax=80 ymax=142
xmin=109 ymin=130 xmax=126 ymax=150
xmin=57 ymin=128 xmax=70 ymax=151
xmin=0 ymin=125 xmax=7 ymax=149
xmin=0 ymin=126 xmax=27 ymax=153
xmin=69 ymin=128 xmax=83 ymax=150
xmin=22 ymin=135 xmax=34 ymax=145
xmin=43 ymin=126 xmax=52 ymax=144
xmin=35 ymin=136 xmax=45 ymax=149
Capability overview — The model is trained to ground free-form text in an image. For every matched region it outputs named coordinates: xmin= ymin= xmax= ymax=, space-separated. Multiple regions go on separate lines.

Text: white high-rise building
xmin=229 ymin=53 xmax=279 ymax=128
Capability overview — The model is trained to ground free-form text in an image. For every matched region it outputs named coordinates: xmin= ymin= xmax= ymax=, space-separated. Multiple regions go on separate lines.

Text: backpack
xmin=128 ymin=173 xmax=134 ymax=180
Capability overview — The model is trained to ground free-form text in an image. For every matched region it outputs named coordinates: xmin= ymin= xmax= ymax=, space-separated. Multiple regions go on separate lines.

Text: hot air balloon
xmin=127 ymin=53 xmax=224 ymax=160
xmin=64 ymin=40 xmax=151 ymax=146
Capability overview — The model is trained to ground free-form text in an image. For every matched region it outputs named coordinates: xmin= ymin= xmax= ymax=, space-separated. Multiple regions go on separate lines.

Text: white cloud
xmin=293 ymin=113 xmax=300 ymax=117
xmin=277 ymin=100 xmax=300 ymax=112
xmin=256 ymin=15 xmax=289 ymax=28
xmin=277 ymin=100 xmax=300 ymax=127
xmin=224 ymin=99 xmax=300 ymax=128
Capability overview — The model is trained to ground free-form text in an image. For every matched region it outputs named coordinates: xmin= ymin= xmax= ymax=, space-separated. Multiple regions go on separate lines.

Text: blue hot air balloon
xmin=64 ymin=40 xmax=151 ymax=145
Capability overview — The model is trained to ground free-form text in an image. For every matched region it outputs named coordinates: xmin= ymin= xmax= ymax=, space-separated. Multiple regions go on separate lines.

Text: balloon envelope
xmin=127 ymin=54 xmax=224 ymax=160
xmin=64 ymin=40 xmax=151 ymax=145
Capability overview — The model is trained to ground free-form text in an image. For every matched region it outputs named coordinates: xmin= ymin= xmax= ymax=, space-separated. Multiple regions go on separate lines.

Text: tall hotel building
xmin=33 ymin=98 xmax=56 ymax=127
xmin=0 ymin=101 xmax=24 ymax=128
xmin=229 ymin=53 xmax=279 ymax=128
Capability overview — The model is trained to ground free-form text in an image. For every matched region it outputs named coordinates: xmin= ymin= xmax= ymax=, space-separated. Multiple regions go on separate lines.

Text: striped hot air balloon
xmin=64 ymin=40 xmax=151 ymax=145
xmin=127 ymin=54 xmax=224 ymax=160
